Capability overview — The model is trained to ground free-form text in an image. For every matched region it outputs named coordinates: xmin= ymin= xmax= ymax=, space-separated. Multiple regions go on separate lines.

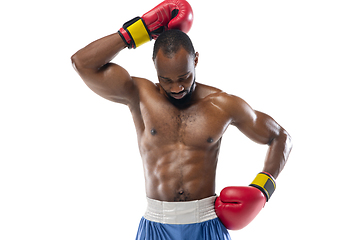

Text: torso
xmin=129 ymin=78 xmax=233 ymax=201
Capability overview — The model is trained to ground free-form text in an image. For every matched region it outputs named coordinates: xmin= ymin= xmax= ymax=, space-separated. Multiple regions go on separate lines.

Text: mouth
xmin=171 ymin=91 xmax=187 ymax=99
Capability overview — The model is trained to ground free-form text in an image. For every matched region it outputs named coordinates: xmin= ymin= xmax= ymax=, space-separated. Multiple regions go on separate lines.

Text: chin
xmin=165 ymin=80 xmax=196 ymax=107
xmin=168 ymin=92 xmax=192 ymax=107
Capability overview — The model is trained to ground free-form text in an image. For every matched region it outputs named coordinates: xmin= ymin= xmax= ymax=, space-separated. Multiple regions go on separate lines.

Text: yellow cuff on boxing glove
xmin=119 ymin=17 xmax=151 ymax=49
xmin=249 ymin=172 xmax=276 ymax=201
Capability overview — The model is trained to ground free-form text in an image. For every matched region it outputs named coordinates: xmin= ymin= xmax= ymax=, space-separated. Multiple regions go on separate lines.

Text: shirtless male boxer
xmin=71 ymin=0 xmax=292 ymax=239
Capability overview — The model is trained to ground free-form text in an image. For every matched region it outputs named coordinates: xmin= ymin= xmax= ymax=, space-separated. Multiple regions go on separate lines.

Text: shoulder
xmin=132 ymin=77 xmax=157 ymax=88
xmin=197 ymin=83 xmax=246 ymax=108
xmin=132 ymin=77 xmax=171 ymax=104
xmin=118 ymin=77 xmax=159 ymax=108
xmin=195 ymin=83 xmax=224 ymax=100
xmin=198 ymin=85 xmax=255 ymax=124
xmin=132 ymin=76 xmax=162 ymax=95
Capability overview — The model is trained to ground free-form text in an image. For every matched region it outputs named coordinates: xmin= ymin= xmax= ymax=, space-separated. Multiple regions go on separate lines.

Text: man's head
xmin=153 ymin=30 xmax=199 ymax=107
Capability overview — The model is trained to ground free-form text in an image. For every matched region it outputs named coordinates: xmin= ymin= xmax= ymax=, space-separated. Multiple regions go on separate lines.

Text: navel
xmin=174 ymin=189 xmax=189 ymax=201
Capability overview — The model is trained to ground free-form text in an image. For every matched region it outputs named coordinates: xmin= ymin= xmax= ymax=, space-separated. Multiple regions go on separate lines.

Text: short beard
xmin=166 ymin=80 xmax=196 ymax=107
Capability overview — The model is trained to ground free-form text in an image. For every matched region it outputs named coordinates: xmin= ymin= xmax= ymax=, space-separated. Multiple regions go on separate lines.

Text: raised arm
xmin=71 ymin=33 xmax=137 ymax=105
xmin=71 ymin=0 xmax=194 ymax=105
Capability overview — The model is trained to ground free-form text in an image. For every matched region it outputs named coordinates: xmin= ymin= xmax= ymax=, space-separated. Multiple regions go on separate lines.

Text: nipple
xmin=151 ymin=128 xmax=157 ymax=136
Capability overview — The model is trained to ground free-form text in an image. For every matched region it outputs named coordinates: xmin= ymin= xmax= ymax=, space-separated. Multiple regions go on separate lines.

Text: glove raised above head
xmin=118 ymin=0 xmax=193 ymax=49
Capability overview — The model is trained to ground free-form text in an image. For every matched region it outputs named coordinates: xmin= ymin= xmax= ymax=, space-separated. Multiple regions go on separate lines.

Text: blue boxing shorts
xmin=135 ymin=196 xmax=231 ymax=240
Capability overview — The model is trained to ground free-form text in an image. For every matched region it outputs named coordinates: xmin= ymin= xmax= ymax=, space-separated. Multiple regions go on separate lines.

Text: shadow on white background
xmin=1 ymin=0 xmax=359 ymax=239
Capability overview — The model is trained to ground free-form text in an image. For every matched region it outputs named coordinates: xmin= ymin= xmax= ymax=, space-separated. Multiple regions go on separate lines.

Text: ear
xmin=194 ymin=52 xmax=199 ymax=67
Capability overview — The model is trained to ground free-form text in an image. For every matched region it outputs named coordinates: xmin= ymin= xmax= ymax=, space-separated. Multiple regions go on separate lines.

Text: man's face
xmin=154 ymin=47 xmax=199 ymax=106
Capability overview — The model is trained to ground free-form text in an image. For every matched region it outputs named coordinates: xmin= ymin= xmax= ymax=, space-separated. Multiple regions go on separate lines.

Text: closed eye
xmin=178 ymin=73 xmax=191 ymax=82
xmin=159 ymin=76 xmax=172 ymax=83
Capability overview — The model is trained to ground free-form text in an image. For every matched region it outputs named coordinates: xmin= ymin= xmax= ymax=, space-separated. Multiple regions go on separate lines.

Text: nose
xmin=170 ymin=84 xmax=185 ymax=94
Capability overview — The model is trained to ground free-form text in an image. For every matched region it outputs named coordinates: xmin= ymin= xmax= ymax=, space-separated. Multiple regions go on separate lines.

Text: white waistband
xmin=144 ymin=196 xmax=218 ymax=224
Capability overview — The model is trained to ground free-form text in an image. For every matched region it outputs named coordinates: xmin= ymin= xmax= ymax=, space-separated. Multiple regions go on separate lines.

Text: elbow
xmin=70 ymin=51 xmax=78 ymax=64
xmin=269 ymin=128 xmax=293 ymax=149
xmin=282 ymin=129 xmax=293 ymax=153
xmin=71 ymin=53 xmax=84 ymax=74
xmin=71 ymin=53 xmax=79 ymax=71
xmin=70 ymin=54 xmax=76 ymax=65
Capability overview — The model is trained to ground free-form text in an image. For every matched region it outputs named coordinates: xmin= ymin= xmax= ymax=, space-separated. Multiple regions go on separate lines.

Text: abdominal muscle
xmin=141 ymin=144 xmax=219 ymax=202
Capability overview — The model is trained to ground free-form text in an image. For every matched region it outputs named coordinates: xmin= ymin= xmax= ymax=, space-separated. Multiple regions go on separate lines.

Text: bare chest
xmin=137 ymin=98 xmax=232 ymax=148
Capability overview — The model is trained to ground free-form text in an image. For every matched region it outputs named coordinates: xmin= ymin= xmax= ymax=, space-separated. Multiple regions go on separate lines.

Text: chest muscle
xmin=139 ymin=99 xmax=231 ymax=148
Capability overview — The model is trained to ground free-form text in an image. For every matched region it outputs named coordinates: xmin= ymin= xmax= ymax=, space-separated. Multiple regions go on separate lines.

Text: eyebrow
xmin=159 ymin=71 xmax=190 ymax=80
xmin=178 ymin=71 xmax=190 ymax=78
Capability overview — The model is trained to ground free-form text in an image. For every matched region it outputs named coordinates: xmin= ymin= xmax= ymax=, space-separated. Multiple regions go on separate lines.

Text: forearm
xmin=71 ymin=33 xmax=126 ymax=71
xmin=263 ymin=129 xmax=292 ymax=179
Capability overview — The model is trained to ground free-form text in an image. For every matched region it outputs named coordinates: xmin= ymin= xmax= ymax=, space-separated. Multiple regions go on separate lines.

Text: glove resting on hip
xmin=215 ymin=172 xmax=276 ymax=230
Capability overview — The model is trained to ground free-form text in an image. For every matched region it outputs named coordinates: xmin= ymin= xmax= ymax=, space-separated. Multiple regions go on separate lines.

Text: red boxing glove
xmin=215 ymin=172 xmax=276 ymax=230
xmin=118 ymin=0 xmax=193 ymax=49
xmin=215 ymin=187 xmax=266 ymax=230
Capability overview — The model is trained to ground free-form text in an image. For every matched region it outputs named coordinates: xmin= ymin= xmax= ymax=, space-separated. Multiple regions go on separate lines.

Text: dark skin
xmin=71 ymin=33 xmax=292 ymax=202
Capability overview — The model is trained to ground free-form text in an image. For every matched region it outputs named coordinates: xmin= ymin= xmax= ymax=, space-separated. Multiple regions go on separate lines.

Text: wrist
xmin=118 ymin=28 xmax=132 ymax=48
xmin=249 ymin=172 xmax=276 ymax=201
xmin=118 ymin=17 xmax=151 ymax=49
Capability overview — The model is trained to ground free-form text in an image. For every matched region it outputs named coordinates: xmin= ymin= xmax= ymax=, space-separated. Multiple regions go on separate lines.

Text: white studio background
xmin=1 ymin=0 xmax=359 ymax=239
